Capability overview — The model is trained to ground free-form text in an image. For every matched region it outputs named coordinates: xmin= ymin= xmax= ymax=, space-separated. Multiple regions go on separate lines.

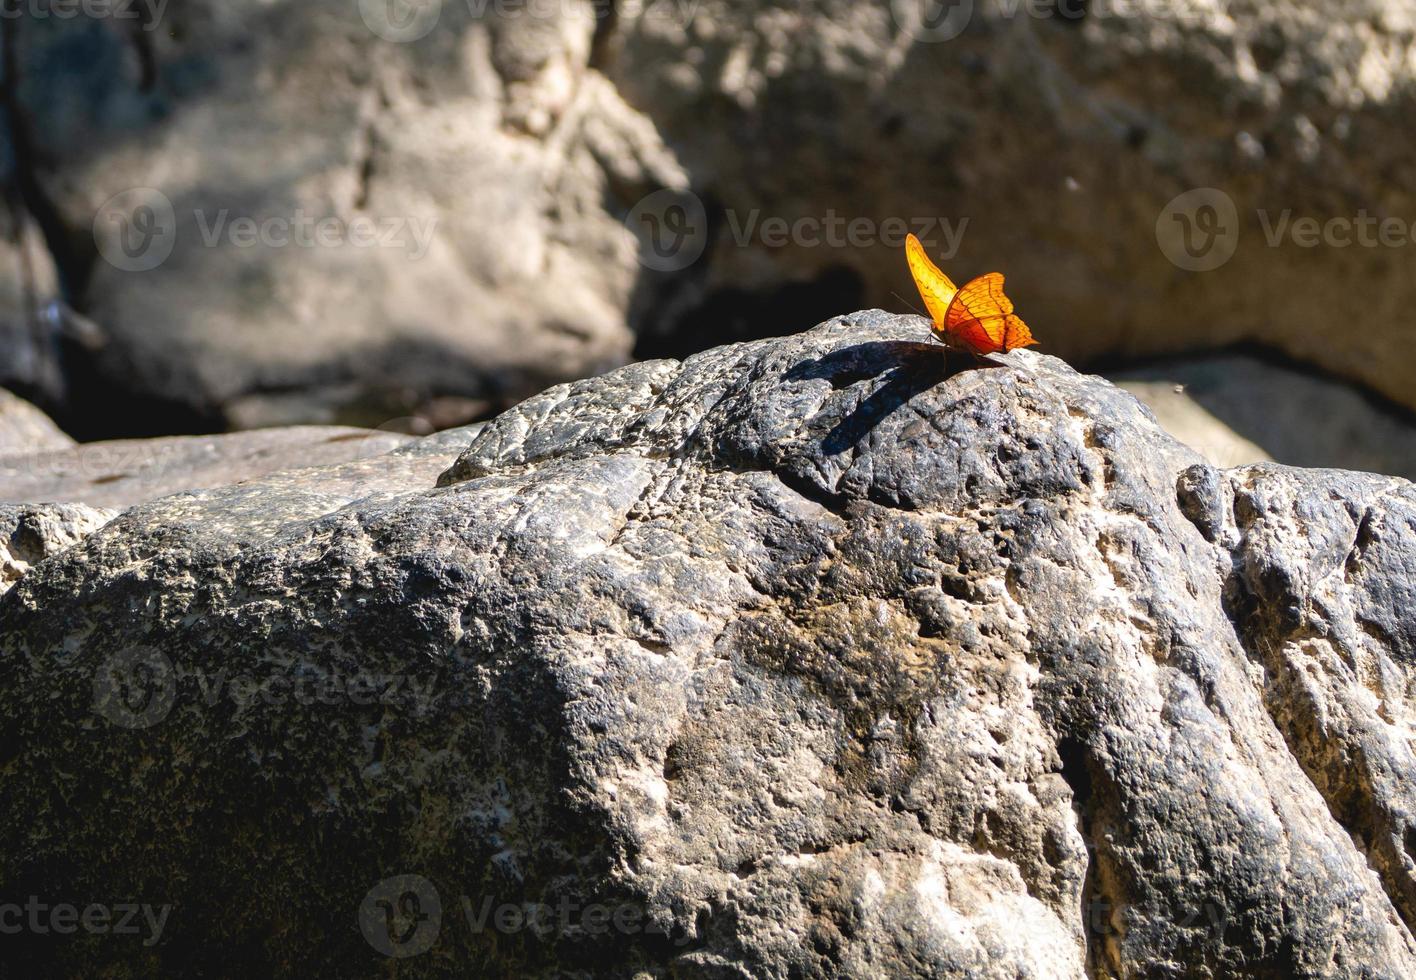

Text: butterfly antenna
xmin=892 ymin=291 xmax=928 ymax=319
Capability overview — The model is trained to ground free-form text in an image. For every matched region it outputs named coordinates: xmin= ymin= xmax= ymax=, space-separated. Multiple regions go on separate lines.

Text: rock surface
xmin=609 ymin=0 xmax=1416 ymax=412
xmin=1116 ymin=355 xmax=1416 ymax=482
xmin=0 ymin=425 xmax=413 ymax=509
xmin=2 ymin=311 xmax=1415 ymax=977
xmin=0 ymin=502 xmax=116 ymax=596
xmin=13 ymin=0 xmax=680 ymax=432
xmin=1113 ymin=378 xmax=1272 ymax=470
xmin=11 ymin=0 xmax=1416 ymax=432
xmin=0 ymin=221 xmax=66 ymax=404
xmin=0 ymin=387 xmax=73 ymax=457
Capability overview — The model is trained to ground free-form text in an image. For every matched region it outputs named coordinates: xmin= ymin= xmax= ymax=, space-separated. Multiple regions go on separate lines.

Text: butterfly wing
xmin=943 ymin=272 xmax=1038 ymax=354
xmin=905 ymin=232 xmax=958 ymax=328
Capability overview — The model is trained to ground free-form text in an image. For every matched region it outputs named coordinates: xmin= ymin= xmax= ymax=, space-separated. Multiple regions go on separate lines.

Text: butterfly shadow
xmin=785 ymin=341 xmax=1004 ymax=456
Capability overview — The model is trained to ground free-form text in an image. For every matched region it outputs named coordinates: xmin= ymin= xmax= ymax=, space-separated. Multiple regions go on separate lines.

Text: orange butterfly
xmin=904 ymin=232 xmax=1037 ymax=355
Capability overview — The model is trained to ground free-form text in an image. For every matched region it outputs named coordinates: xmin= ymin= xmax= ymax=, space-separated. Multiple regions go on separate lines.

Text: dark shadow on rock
xmin=787 ymin=341 xmax=1004 ymax=455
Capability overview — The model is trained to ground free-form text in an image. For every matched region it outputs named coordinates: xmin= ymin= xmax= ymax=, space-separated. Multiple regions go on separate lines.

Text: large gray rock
xmin=608 ymin=0 xmax=1416 ymax=414
xmin=15 ymin=0 xmax=681 ymax=430
xmin=2 ymin=311 xmax=1414 ymax=976
xmin=13 ymin=0 xmax=1416 ymax=438
xmin=0 ymin=425 xmax=423 ymax=599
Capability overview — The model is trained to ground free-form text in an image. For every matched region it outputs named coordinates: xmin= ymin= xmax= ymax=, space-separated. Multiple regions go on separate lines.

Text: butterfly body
xmin=904 ymin=233 xmax=1037 ymax=355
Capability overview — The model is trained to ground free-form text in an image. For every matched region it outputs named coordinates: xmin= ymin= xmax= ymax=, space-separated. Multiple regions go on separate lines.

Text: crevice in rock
xmin=121 ymin=7 xmax=159 ymax=91
xmin=352 ymin=124 xmax=377 ymax=212
xmin=351 ymin=80 xmax=391 ymax=213
xmin=1222 ymin=564 xmax=1416 ymax=938
xmin=0 ymin=193 xmax=61 ymax=402
xmin=765 ymin=466 xmax=851 ymax=518
xmin=588 ymin=0 xmax=618 ymax=72
xmin=1343 ymin=507 xmax=1377 ymax=581
xmin=1057 ymin=736 xmax=1101 ymax=976
xmin=0 ymin=6 xmax=149 ymax=434
xmin=0 ymin=9 xmax=93 ymax=302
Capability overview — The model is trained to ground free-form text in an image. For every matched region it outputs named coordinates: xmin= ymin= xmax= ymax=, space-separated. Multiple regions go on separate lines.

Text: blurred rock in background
xmin=1116 ymin=355 xmax=1416 ymax=481
xmin=0 ymin=385 xmax=72 ymax=456
xmin=6 ymin=0 xmax=682 ymax=436
xmin=0 ymin=202 xmax=67 ymax=403
xmin=1 ymin=0 xmax=1414 ymax=472
xmin=1111 ymin=377 xmax=1273 ymax=472
xmin=607 ymin=0 xmax=1416 ymax=403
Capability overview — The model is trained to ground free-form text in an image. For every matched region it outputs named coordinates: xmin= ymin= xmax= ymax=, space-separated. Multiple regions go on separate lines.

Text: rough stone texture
xmin=0 ymin=502 xmax=116 ymax=595
xmin=609 ymin=0 xmax=1416 ymax=413
xmin=0 ymin=386 xmax=73 ymax=457
xmin=2 ymin=311 xmax=1415 ymax=977
xmin=1116 ymin=356 xmax=1416 ymax=482
xmin=0 ymin=425 xmax=413 ymax=509
xmin=14 ymin=0 xmax=682 ymax=430
xmin=10 ymin=0 xmax=1416 ymax=435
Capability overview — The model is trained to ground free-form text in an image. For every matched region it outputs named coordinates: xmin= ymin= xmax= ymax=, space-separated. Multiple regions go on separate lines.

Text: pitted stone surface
xmin=3 ymin=312 xmax=1414 ymax=977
